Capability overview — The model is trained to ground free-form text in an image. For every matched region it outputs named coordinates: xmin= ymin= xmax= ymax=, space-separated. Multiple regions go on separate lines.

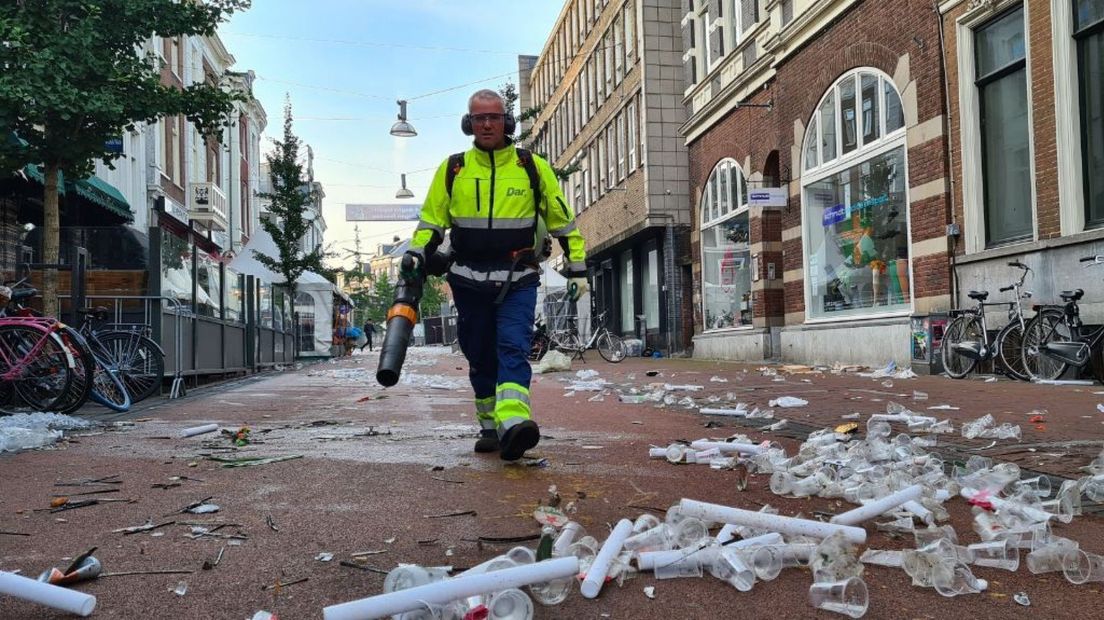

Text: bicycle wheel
xmin=0 ymin=324 xmax=75 ymax=413
xmin=995 ymin=321 xmax=1029 ymax=381
xmin=53 ymin=327 xmax=95 ymax=414
xmin=597 ymin=331 xmax=626 ymax=363
xmin=941 ymin=315 xmax=982 ymax=379
xmin=98 ymin=332 xmax=164 ymax=403
xmin=1021 ymin=308 xmax=1072 ymax=381
xmin=88 ymin=353 xmax=131 ymax=412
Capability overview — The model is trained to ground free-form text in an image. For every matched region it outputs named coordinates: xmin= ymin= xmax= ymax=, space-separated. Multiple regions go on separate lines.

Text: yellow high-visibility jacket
xmin=410 ymin=143 xmax=587 ymax=290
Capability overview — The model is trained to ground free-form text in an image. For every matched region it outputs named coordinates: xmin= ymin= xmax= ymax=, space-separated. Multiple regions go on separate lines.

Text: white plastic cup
xmin=179 ymin=423 xmax=218 ymax=438
xmin=708 ymin=547 xmax=756 ymax=592
xmin=968 ymin=540 xmax=1019 ymax=571
xmin=0 ymin=571 xmax=97 ymax=617
xmin=632 ymin=513 xmax=662 ymax=534
xmin=808 ymin=576 xmax=868 ymax=618
xmin=1026 ymin=539 xmax=1080 ymax=574
xmin=1063 ymin=549 xmax=1104 ymax=585
xmin=487 ymin=588 xmax=534 ymax=620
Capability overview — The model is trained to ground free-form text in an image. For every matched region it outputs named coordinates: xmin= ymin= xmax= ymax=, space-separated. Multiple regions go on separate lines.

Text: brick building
xmin=681 ymin=0 xmax=955 ymax=366
xmin=520 ymin=0 xmax=694 ymax=353
xmin=940 ymin=0 xmax=1104 ymax=320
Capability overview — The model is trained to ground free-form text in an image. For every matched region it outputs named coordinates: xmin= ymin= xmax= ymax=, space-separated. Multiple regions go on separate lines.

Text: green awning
xmin=21 ymin=164 xmax=133 ymax=222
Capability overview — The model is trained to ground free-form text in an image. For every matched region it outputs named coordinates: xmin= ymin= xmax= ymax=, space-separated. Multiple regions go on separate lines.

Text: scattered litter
xmin=709 ymin=376 xmax=728 ymax=383
xmin=424 ymin=510 xmax=476 ymax=519
xmin=1098 ymin=404 xmax=1104 ymax=414
xmin=576 ymin=369 xmax=600 ymax=381
xmin=620 ymin=394 xmax=648 ymax=404
xmin=172 ymin=581 xmax=188 ymax=596
xmin=928 ymin=405 xmax=960 ymax=411
xmin=663 ymin=384 xmax=704 ymax=392
xmin=315 ymin=553 xmax=334 ymax=562
xmin=768 ymin=396 xmax=808 ymax=408
xmin=185 ymin=504 xmax=220 ymax=515
xmin=384 ymin=537 xmax=396 ymax=544
xmin=533 ymin=506 xmax=569 ymax=528
xmin=534 ymin=350 xmax=573 ymax=373
xmin=37 ymin=549 xmax=101 ymax=585
xmin=261 ymin=577 xmax=308 ymax=591
xmin=985 ymin=377 xmax=998 ymax=383
xmin=0 ymin=412 xmax=92 ymax=452
xmin=912 ymin=391 xmax=928 ymax=401
xmin=1014 ymin=592 xmax=1030 ymax=606
xmin=961 ymin=414 xmax=1021 ymax=440
xmin=251 ymin=612 xmax=278 ymax=620
xmin=179 ymin=424 xmax=218 ymax=438
xmin=841 ymin=413 xmax=861 ymax=420
xmin=643 ymin=586 xmax=656 ymax=599
xmin=1034 ymin=379 xmax=1095 ymax=385
xmin=207 ymin=455 xmax=303 ymax=468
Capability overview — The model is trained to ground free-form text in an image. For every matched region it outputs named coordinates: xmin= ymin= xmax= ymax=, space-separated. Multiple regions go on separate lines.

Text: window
xmin=594 ymin=52 xmax=604 ymax=106
xmin=606 ymin=124 xmax=617 ymax=188
xmin=639 ymin=95 xmax=646 ymax=167
xmin=170 ymin=118 xmax=181 ymax=184
xmin=619 ymin=250 xmax=634 ymax=335
xmin=700 ymin=9 xmax=713 ymax=72
xmin=225 ymin=270 xmax=243 ymax=323
xmin=589 ymin=143 xmax=599 ymax=202
xmin=1075 ymin=0 xmax=1104 ymax=227
xmin=701 ymin=159 xmax=752 ymax=330
xmin=582 ymin=157 xmax=591 ymax=209
xmin=617 ymin=112 xmax=627 ymax=181
xmin=624 ymin=3 xmax=636 ymax=66
xmin=604 ymin=29 xmax=614 ymax=96
xmin=976 ymin=7 xmax=1031 ymax=245
xmin=627 ymin=100 xmax=638 ymax=170
xmin=642 ymin=245 xmax=660 ymax=330
xmin=802 ymin=69 xmax=911 ymax=320
xmin=582 ymin=64 xmax=591 ymax=121
xmin=614 ymin=15 xmax=624 ymax=84
xmin=597 ymin=134 xmax=607 ymax=195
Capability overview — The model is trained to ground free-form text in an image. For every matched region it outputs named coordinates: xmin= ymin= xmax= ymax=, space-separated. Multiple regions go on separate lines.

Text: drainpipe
xmin=935 ymin=0 xmax=961 ymax=310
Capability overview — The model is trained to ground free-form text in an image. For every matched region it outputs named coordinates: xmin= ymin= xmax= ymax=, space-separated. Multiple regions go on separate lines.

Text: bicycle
xmin=77 ymin=307 xmax=164 ymax=403
xmin=0 ymin=314 xmax=78 ymax=415
xmin=1021 ymin=254 xmax=1104 ymax=382
xmin=941 ymin=261 xmax=1032 ymax=380
xmin=537 ymin=310 xmax=626 ymax=363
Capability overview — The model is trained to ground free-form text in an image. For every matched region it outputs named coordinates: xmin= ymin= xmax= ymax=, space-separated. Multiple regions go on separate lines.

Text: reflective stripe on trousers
xmin=475 ymin=396 xmax=496 ymax=430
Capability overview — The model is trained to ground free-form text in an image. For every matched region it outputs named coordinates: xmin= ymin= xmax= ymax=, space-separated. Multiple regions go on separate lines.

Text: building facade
xmin=681 ymin=0 xmax=955 ymax=366
xmin=521 ymin=0 xmax=694 ymax=353
xmin=941 ymin=0 xmax=1104 ymax=321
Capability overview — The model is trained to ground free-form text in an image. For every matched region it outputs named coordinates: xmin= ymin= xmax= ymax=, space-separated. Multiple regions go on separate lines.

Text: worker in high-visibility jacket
xmin=402 ymin=89 xmax=589 ymax=461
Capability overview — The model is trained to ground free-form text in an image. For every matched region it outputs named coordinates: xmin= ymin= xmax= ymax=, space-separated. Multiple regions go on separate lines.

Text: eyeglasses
xmin=470 ymin=113 xmax=506 ymax=124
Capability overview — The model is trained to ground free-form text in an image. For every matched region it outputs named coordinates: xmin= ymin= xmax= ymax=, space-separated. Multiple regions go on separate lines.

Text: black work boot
xmin=499 ymin=420 xmax=540 ymax=461
xmin=474 ymin=429 xmax=499 ymax=453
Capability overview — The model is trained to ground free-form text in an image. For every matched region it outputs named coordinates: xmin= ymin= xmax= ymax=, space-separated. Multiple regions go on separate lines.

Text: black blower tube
xmin=376 ymin=254 xmax=425 ymax=387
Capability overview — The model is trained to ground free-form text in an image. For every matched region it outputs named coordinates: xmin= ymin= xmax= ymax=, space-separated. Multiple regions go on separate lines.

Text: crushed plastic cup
xmin=744 ymin=546 xmax=783 ymax=581
xmin=968 ymin=540 xmax=1019 ymax=571
xmin=485 ymin=588 xmax=534 ymax=620
xmin=961 ymin=414 xmax=995 ymax=440
xmin=1063 ymin=549 xmax=1104 ymax=585
xmin=859 ymin=549 xmax=904 ymax=568
xmin=670 ymin=518 xmax=710 ymax=549
xmin=808 ymin=576 xmax=868 ymax=618
xmin=709 ymin=547 xmax=756 ymax=592
xmin=1026 ymin=538 xmax=1080 ymax=574
xmin=933 ymin=565 xmax=988 ymax=598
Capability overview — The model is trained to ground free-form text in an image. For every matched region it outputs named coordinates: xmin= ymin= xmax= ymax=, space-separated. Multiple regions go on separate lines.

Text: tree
xmin=253 ymin=100 xmax=328 ymax=307
xmin=499 ymin=82 xmax=579 ymax=181
xmin=0 ymin=0 xmax=250 ymax=316
xmin=420 ymin=275 xmax=448 ymax=317
xmin=357 ymin=272 xmax=395 ymax=324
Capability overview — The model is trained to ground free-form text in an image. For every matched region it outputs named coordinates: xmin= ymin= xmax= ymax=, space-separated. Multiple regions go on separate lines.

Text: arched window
xmin=701 ymin=158 xmax=752 ymax=331
xmin=801 ymin=69 xmax=910 ymax=320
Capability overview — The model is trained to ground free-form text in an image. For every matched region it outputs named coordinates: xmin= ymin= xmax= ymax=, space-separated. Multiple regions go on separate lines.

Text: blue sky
xmin=219 ymin=1 xmax=563 ymax=267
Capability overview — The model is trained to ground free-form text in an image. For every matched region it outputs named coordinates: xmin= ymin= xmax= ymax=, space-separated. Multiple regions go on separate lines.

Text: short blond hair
xmin=468 ymin=89 xmax=505 ymax=112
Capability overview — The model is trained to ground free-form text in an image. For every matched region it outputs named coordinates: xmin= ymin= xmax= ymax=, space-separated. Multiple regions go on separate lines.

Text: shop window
xmin=802 ymin=69 xmax=910 ymax=320
xmin=160 ymin=230 xmax=193 ymax=307
xmin=643 ymin=246 xmax=660 ymax=330
xmin=701 ymin=159 xmax=752 ymax=331
xmin=224 ymin=269 xmax=243 ymax=323
xmin=196 ymin=251 xmax=222 ymax=318
xmin=1075 ymin=0 xmax=1104 ymax=227
xmin=975 ymin=7 xmax=1031 ymax=245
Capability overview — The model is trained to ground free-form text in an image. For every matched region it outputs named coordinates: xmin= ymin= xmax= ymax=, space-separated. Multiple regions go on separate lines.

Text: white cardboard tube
xmin=638 ymin=532 xmax=784 ymax=571
xmin=322 ymin=557 xmax=578 ymax=620
xmin=0 ymin=571 xmax=97 ymax=617
xmin=830 ymin=485 xmax=924 ymax=526
xmin=580 ymin=519 xmax=632 ymax=599
xmin=553 ymin=522 xmax=584 ymax=557
xmin=679 ymin=499 xmax=867 ymax=545
xmin=180 ymin=423 xmax=218 ymax=438
xmin=902 ymin=500 xmax=935 ymax=525
xmin=648 ymin=448 xmax=667 ymax=459
xmin=689 ymin=440 xmax=763 ymax=455
xmin=699 ymin=407 xmax=748 ymax=417
xmin=716 ymin=524 xmax=739 ymax=544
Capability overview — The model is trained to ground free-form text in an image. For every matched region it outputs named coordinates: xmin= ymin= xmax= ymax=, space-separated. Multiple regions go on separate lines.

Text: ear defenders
xmin=461 ymin=112 xmax=516 ymax=136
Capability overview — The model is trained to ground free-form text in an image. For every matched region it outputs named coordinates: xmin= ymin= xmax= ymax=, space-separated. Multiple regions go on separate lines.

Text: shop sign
xmin=748 ymin=187 xmax=787 ymax=209
xmin=822 ymin=204 xmax=847 ymax=227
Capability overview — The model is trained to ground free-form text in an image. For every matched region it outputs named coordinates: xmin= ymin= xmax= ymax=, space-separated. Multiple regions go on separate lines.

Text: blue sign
xmin=822 ymin=204 xmax=847 ymax=227
xmin=104 ymin=137 xmax=124 ymax=154
xmin=339 ymin=304 xmax=350 ymax=315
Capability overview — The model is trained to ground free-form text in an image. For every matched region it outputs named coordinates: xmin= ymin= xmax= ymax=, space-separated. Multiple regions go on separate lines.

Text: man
xmin=361 ymin=318 xmax=376 ymax=352
xmin=403 ymin=89 xmax=589 ymax=461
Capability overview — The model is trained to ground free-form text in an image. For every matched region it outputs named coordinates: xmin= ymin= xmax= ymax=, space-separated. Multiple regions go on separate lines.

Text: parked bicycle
xmin=77 ymin=307 xmax=165 ymax=404
xmin=941 ymin=261 xmax=1032 ymax=380
xmin=531 ymin=310 xmax=626 ymax=363
xmin=1021 ymin=255 xmax=1104 ymax=382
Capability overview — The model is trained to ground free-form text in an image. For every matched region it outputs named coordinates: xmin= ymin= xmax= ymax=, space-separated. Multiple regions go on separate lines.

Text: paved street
xmin=3 ymin=348 xmax=1104 ymax=619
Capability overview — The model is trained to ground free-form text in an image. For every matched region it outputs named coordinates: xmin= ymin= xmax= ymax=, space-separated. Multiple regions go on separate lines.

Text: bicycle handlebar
xmin=1080 ymin=256 xmax=1097 ymax=263
xmin=1007 ymin=261 xmax=1027 ymax=269
xmin=999 ymin=285 xmax=1013 ymax=292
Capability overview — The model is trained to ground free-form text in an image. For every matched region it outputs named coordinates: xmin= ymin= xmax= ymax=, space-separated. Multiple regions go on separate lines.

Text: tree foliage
xmin=0 ymin=0 xmax=250 ymax=315
xmin=253 ymin=101 xmax=328 ymax=306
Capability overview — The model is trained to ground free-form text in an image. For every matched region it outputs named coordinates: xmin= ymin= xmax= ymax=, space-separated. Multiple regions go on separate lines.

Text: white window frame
xmin=604 ymin=29 xmax=614 ymax=97
xmin=700 ymin=158 xmax=753 ymax=333
xmin=597 ymin=134 xmax=607 ymax=195
xmin=614 ymin=14 xmax=625 ymax=84
xmin=624 ymin=3 xmax=637 ymax=66
xmin=1053 ymin=0 xmax=1091 ymax=235
xmin=627 ymin=100 xmax=638 ymax=171
xmin=800 ymin=68 xmax=913 ymax=324
xmin=956 ymin=1 xmax=1038 ymax=254
xmin=606 ymin=124 xmax=617 ymax=188
xmin=617 ymin=111 xmax=627 ymax=181
xmin=590 ymin=143 xmax=600 ymax=202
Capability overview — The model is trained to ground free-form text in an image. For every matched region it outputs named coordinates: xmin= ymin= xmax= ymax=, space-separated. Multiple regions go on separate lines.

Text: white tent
xmin=228 ymin=228 xmax=349 ymax=357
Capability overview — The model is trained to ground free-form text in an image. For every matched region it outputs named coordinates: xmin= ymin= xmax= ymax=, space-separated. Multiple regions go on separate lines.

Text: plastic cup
xmin=933 ymin=565 xmax=988 ymax=598
xmin=653 ymin=551 xmax=704 ymax=580
xmin=385 ymin=565 xmax=435 ymax=593
xmin=1026 ymin=539 xmax=1080 ymax=574
xmin=1063 ymin=550 xmax=1104 ymax=585
xmin=968 ymin=540 xmax=1019 ymax=571
xmin=487 ymin=588 xmax=534 ymax=620
xmin=527 ymin=574 xmax=573 ymax=607
xmin=622 ymin=524 xmax=671 ymax=552
xmin=671 ymin=518 xmax=709 ymax=549
xmin=506 ymin=547 xmax=535 ymax=566
xmin=709 ymin=547 xmax=756 ymax=592
xmin=632 ymin=513 xmax=662 ymax=534
xmin=808 ymin=576 xmax=868 ymax=618
xmin=746 ymin=546 xmax=783 ymax=581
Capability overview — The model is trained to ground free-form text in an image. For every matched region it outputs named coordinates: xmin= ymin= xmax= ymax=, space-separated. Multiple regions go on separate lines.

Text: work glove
xmin=398 ymin=252 xmax=424 ymax=282
xmin=567 ymin=277 xmax=589 ymax=302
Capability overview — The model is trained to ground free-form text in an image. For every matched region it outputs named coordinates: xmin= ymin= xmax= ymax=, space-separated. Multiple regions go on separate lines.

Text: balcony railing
xmin=190 ymin=182 xmax=229 ymax=231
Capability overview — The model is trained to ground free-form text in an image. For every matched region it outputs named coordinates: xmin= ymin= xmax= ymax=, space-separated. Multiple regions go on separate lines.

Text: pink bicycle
xmin=0 ymin=307 xmax=78 ymax=414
